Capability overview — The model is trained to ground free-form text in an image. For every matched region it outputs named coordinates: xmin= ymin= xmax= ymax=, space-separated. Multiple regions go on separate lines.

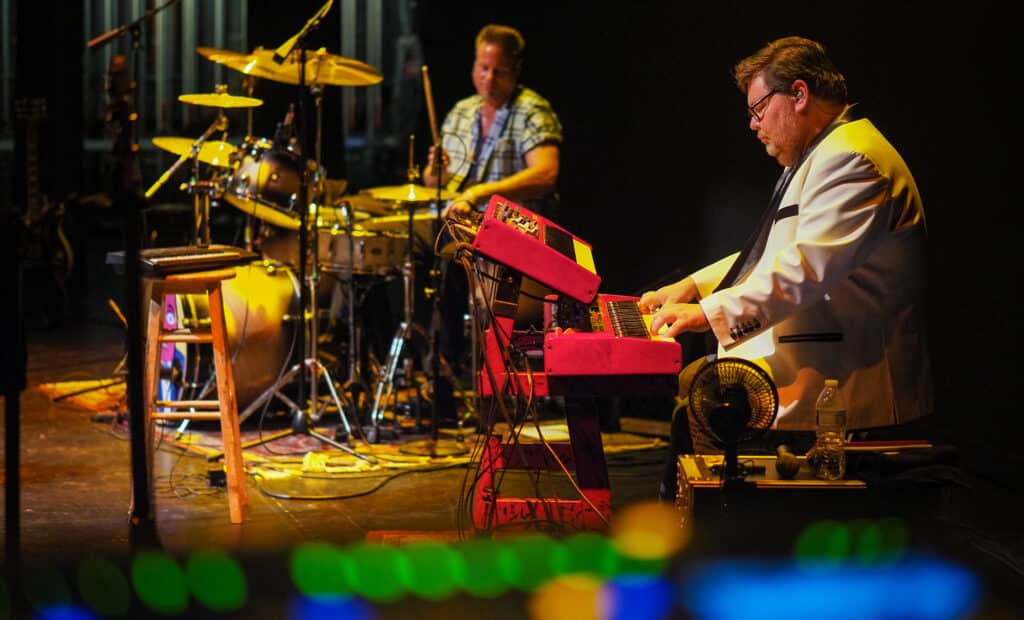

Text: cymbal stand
xmin=366 ymin=201 xmax=428 ymax=443
xmin=240 ymin=74 xmax=257 ymax=251
xmin=210 ymin=4 xmax=374 ymax=464
xmin=366 ymin=138 xmax=427 ymax=443
xmin=402 ymin=65 xmax=470 ymax=457
xmin=143 ymin=105 xmax=229 ymax=210
xmin=337 ymin=198 xmax=370 ymax=421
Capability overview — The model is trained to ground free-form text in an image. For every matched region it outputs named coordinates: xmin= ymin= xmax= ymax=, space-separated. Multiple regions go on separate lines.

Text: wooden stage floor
xmin=3 ymin=238 xmax=1023 ymax=618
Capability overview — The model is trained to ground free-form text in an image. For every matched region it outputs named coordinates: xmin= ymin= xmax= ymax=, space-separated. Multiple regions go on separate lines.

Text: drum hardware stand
xmin=399 ymin=69 xmax=470 ymax=458
xmin=240 ymin=74 xmax=258 ymax=252
xmin=365 ymin=136 xmax=432 ymax=443
xmin=143 ymin=100 xmax=230 ymax=220
xmin=336 ymin=199 xmax=372 ymax=437
xmin=209 ymin=1 xmax=375 ymax=465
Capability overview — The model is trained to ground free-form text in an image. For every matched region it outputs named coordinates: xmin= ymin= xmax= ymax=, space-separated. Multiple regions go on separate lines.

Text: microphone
xmin=775 ymin=444 xmax=801 ymax=479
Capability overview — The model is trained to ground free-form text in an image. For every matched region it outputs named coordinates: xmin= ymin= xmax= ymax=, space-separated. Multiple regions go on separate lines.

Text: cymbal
xmin=178 ymin=92 xmax=263 ymax=108
xmin=152 ymin=136 xmax=238 ymax=168
xmin=197 ymin=46 xmax=383 ymax=87
xmin=332 ymin=193 xmax=394 ymax=216
xmin=362 ymin=184 xmax=458 ymax=203
xmin=358 ymin=208 xmax=439 ymax=233
xmin=226 ymin=198 xmax=366 ymax=232
xmin=224 ymin=194 xmax=301 ymax=230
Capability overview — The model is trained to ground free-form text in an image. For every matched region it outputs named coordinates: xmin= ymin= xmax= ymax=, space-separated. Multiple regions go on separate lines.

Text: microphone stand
xmin=88 ymin=0 xmax=182 ymax=547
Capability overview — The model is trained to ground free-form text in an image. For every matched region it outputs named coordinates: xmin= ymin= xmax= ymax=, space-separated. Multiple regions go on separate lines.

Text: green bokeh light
xmin=21 ymin=561 xmax=71 ymax=612
xmin=850 ymin=520 xmax=883 ymax=564
xmin=556 ymin=533 xmax=620 ymax=578
xmin=456 ymin=538 xmax=515 ymax=598
xmin=341 ymin=543 xmax=409 ymax=603
xmin=131 ymin=549 xmax=189 ymax=614
xmin=875 ymin=517 xmax=908 ymax=562
xmin=504 ymin=534 xmax=560 ymax=592
xmin=399 ymin=541 xmax=465 ymax=601
xmin=795 ymin=520 xmax=853 ymax=566
xmin=290 ymin=542 xmax=349 ymax=597
xmin=76 ymin=555 xmax=131 ymax=616
xmin=186 ymin=549 xmax=247 ymax=612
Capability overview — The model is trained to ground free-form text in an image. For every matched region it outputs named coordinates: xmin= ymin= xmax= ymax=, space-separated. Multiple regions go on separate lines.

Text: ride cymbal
xmin=152 ymin=136 xmax=238 ymax=168
xmin=362 ymin=184 xmax=457 ymax=203
xmin=197 ymin=46 xmax=383 ymax=87
xmin=178 ymin=92 xmax=263 ymax=108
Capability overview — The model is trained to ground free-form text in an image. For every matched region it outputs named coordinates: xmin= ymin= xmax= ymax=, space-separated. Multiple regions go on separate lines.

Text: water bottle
xmin=813 ymin=379 xmax=846 ymax=480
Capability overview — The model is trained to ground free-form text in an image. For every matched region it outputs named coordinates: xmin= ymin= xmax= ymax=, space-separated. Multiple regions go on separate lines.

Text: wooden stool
xmin=142 ymin=267 xmax=248 ymax=524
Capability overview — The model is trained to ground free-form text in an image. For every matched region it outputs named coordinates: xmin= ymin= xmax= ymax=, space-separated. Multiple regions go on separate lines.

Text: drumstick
xmin=422 ymin=65 xmax=440 ymax=146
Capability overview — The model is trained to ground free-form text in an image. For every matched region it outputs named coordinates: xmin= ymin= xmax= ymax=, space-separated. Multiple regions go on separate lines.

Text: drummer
xmin=423 ymin=23 xmax=562 ymax=220
xmin=422 ymin=23 xmax=563 ymax=421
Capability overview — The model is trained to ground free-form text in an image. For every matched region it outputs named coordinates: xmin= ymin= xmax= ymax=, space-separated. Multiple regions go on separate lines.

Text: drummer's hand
xmin=426 ymin=145 xmax=449 ymax=175
xmin=442 ymin=199 xmax=474 ymax=220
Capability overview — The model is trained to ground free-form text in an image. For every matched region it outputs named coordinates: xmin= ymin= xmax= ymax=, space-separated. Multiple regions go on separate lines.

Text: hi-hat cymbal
xmin=179 ymin=92 xmax=263 ymax=108
xmin=197 ymin=46 xmax=383 ymax=87
xmin=362 ymin=184 xmax=457 ymax=203
xmin=152 ymin=136 xmax=238 ymax=168
xmin=358 ymin=208 xmax=439 ymax=233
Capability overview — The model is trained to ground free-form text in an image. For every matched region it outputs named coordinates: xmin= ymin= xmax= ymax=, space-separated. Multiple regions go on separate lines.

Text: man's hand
xmin=442 ymin=198 xmax=474 ymax=220
xmin=425 ymin=145 xmax=450 ymax=177
xmin=649 ymin=302 xmax=711 ymax=338
xmin=638 ymin=277 xmax=698 ymax=313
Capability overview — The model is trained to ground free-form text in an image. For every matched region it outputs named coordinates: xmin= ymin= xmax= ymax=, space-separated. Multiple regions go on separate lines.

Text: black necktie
xmin=713 ymin=167 xmax=794 ymax=293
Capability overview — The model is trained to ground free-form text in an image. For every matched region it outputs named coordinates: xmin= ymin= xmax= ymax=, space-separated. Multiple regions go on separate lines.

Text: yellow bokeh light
xmin=609 ymin=501 xmax=691 ymax=560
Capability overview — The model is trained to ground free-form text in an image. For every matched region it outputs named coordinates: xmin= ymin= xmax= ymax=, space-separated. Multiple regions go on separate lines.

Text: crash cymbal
xmin=224 ymin=195 xmax=301 ymax=230
xmin=332 ymin=193 xmax=394 ymax=216
xmin=197 ymin=46 xmax=383 ymax=87
xmin=362 ymin=184 xmax=458 ymax=203
xmin=152 ymin=136 xmax=238 ymax=168
xmin=178 ymin=92 xmax=263 ymax=108
xmin=225 ymin=197 xmax=360 ymax=232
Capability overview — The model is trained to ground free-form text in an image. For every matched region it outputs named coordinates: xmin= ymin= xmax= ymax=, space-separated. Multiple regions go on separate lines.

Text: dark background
xmin=9 ymin=2 xmax=1019 ymax=478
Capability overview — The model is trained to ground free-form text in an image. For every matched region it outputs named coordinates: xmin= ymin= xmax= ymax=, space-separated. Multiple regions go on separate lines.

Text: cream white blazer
xmin=692 ymin=115 xmax=933 ymax=430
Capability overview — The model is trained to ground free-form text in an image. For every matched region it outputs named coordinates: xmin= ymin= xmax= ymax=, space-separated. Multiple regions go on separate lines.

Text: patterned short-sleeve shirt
xmin=440 ymin=85 xmax=562 ymax=215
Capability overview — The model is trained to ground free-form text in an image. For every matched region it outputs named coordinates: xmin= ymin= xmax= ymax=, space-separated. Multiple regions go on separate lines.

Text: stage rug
xmin=35 ymin=378 xmax=668 ymax=467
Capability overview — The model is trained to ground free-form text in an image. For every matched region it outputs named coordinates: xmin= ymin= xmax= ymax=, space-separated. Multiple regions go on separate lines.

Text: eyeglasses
xmin=747 ymin=89 xmax=780 ymax=122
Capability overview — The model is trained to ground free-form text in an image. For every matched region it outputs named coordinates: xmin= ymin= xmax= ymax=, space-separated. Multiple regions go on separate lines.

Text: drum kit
xmin=148 ymin=32 xmax=453 ymax=451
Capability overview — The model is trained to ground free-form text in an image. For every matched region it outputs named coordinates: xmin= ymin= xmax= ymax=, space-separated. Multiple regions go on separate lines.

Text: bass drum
xmin=176 ymin=261 xmax=300 ymax=414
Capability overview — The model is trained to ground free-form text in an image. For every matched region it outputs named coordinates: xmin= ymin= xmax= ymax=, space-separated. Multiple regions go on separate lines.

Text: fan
xmin=688 ymin=357 xmax=779 ymax=482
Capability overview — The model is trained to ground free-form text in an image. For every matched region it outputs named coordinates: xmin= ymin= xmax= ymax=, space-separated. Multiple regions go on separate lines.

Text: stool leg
xmin=136 ymin=282 xmax=163 ymax=519
xmin=207 ymin=282 xmax=248 ymax=523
